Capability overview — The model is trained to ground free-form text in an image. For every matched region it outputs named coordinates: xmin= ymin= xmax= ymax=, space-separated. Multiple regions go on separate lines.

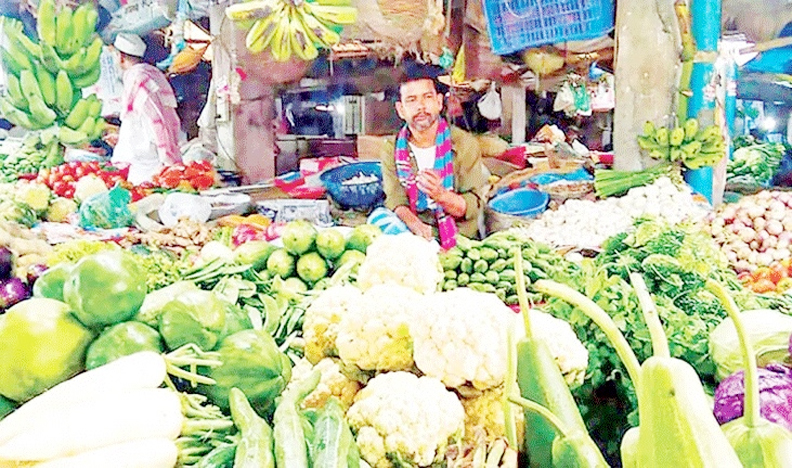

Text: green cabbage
xmin=709 ymin=309 xmax=792 ymax=381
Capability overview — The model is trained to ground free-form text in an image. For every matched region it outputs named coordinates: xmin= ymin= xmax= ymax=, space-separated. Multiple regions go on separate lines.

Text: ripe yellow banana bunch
xmin=637 ymin=118 xmax=726 ymax=170
xmin=226 ymin=0 xmax=358 ymax=61
xmin=0 ymin=0 xmax=104 ymax=138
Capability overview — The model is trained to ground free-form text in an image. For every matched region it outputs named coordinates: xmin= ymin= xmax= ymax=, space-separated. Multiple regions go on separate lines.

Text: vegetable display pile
xmin=514 ymin=177 xmax=708 ymax=249
xmin=538 ymin=217 xmax=761 ymax=460
xmin=727 ymin=142 xmax=786 ymax=187
xmin=0 ymin=132 xmax=62 ymax=182
xmin=152 ymin=161 xmax=217 ymax=191
xmin=36 ymin=161 xmax=130 ymax=200
xmin=708 ymin=190 xmax=792 ymax=272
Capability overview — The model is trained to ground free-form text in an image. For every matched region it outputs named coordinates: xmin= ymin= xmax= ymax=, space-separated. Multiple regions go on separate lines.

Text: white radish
xmin=31 ymin=438 xmax=177 ymax=468
xmin=0 ymin=388 xmax=182 ymax=462
xmin=0 ymin=352 xmax=166 ymax=446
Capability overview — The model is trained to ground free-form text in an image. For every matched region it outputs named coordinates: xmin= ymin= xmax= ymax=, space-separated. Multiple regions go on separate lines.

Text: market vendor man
xmin=107 ymin=32 xmax=182 ymax=185
xmin=381 ymin=70 xmax=487 ymax=244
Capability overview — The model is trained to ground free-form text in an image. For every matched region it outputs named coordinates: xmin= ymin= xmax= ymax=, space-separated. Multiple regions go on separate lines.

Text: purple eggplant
xmin=0 ymin=247 xmax=13 ymax=281
xmin=0 ymin=277 xmax=30 ymax=310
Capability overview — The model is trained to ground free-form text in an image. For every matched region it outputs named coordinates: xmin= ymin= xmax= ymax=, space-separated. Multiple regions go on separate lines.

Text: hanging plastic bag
xmin=477 ymin=83 xmax=502 ymax=120
xmin=78 ymin=184 xmax=135 ymax=230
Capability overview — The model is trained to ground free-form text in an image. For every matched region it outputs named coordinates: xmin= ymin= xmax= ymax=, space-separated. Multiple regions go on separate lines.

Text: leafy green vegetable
xmin=46 ymin=239 xmax=118 ymax=267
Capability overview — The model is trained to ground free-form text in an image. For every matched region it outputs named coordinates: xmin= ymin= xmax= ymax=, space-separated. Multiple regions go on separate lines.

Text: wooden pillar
xmin=613 ymin=0 xmax=681 ymax=170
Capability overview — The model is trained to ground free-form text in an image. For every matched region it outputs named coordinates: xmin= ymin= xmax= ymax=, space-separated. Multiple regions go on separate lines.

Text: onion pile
xmin=708 ymin=191 xmax=792 ymax=272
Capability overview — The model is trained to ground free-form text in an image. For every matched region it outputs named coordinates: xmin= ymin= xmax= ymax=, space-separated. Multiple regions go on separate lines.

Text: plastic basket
xmin=319 ymin=162 xmax=385 ymax=211
xmin=483 ymin=0 xmax=615 ymax=55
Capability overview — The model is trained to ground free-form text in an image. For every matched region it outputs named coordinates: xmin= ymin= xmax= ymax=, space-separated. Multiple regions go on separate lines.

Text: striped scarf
xmin=394 ymin=117 xmax=454 ymax=212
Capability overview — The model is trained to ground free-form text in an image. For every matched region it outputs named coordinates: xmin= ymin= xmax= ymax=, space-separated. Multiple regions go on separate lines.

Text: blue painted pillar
xmin=683 ymin=0 xmax=721 ymax=203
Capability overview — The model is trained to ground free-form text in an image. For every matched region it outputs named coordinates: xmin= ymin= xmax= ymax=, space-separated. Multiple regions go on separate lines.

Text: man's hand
xmin=416 ymin=169 xmax=444 ymax=200
xmin=417 ymin=169 xmax=467 ymax=219
xmin=394 ymin=205 xmax=434 ymax=240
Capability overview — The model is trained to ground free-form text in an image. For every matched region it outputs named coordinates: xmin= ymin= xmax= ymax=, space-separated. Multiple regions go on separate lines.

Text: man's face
xmin=396 ymin=79 xmax=444 ymax=132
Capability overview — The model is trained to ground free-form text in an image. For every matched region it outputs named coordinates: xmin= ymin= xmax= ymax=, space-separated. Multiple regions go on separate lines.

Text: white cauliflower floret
xmin=412 ymin=288 xmax=513 ymax=390
xmin=302 ymin=285 xmax=363 ymax=364
xmin=285 ymin=357 xmax=362 ymax=410
xmin=515 ymin=309 xmax=589 ymax=387
xmin=356 ymin=233 xmax=443 ymax=295
xmin=347 ymin=372 xmax=465 ymax=468
xmin=336 ymin=284 xmax=423 ymax=373
xmin=14 ymin=181 xmax=51 ymax=212
xmin=459 ymin=386 xmax=524 ymax=445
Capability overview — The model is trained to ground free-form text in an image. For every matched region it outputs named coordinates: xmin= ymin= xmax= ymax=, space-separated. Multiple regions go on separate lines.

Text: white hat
xmin=114 ymin=32 xmax=146 ymax=58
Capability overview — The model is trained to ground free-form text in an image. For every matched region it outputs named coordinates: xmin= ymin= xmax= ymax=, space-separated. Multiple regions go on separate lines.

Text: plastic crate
xmin=483 ymin=0 xmax=615 ymax=55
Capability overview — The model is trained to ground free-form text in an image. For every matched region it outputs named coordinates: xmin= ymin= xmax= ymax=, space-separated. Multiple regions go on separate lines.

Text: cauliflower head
xmin=303 ymin=285 xmax=363 ymax=364
xmin=459 ymin=386 xmax=524 ymax=445
xmin=356 ymin=233 xmax=443 ymax=295
xmin=515 ymin=309 xmax=589 ymax=388
xmin=412 ymin=288 xmax=513 ymax=390
xmin=285 ymin=357 xmax=362 ymax=410
xmin=15 ymin=181 xmax=51 ymax=212
xmin=336 ymin=284 xmax=423 ymax=373
xmin=347 ymin=372 xmax=465 ymax=468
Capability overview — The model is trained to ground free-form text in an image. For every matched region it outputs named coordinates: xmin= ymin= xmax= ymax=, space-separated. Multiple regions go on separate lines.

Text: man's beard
xmin=410 ymin=112 xmax=438 ymax=132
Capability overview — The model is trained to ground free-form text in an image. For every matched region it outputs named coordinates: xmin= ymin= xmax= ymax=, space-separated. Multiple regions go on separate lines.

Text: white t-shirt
xmin=409 ymin=143 xmax=436 ymax=171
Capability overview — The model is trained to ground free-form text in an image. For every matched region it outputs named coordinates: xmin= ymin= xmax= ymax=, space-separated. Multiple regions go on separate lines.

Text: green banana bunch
xmin=226 ymin=0 xmax=356 ymax=60
xmin=0 ymin=1 xmax=105 ymax=135
xmin=637 ymin=117 xmax=724 ymax=170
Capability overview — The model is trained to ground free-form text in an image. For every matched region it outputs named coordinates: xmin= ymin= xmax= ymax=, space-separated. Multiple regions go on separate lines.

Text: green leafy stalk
xmin=508 ymin=395 xmax=571 ymax=439
xmin=629 ymin=273 xmax=670 ymax=359
xmin=533 ymin=279 xmax=642 ymax=389
xmin=514 ymin=247 xmax=533 ymax=340
xmin=504 ymin=328 xmax=519 ymax=449
xmin=707 ymin=279 xmax=760 ymax=426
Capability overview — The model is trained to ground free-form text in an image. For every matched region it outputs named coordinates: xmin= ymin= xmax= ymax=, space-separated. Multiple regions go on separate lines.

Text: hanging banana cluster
xmin=225 ymin=0 xmax=358 ymax=61
xmin=638 ymin=118 xmax=726 ymax=170
xmin=0 ymin=0 xmax=104 ymax=146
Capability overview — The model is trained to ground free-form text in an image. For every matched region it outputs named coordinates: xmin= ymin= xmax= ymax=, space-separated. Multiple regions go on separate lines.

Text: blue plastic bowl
xmin=320 ymin=162 xmax=385 ymax=211
xmin=489 ymin=188 xmax=549 ymax=218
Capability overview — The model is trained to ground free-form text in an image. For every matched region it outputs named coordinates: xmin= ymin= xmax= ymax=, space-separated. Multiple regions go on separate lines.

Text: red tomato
xmin=193 ymin=160 xmax=213 ymax=172
xmin=52 ymin=181 xmax=67 ymax=196
xmin=770 ymin=263 xmax=788 ymax=284
xmin=183 ymin=164 xmax=204 ymax=180
xmin=190 ymin=174 xmax=215 ymax=190
xmin=158 ymin=172 xmax=181 ymax=189
xmin=63 ymin=187 xmax=75 ymax=199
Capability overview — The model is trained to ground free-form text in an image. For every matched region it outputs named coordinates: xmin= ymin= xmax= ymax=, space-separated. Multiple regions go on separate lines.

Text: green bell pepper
xmin=63 ymin=251 xmax=147 ymax=328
